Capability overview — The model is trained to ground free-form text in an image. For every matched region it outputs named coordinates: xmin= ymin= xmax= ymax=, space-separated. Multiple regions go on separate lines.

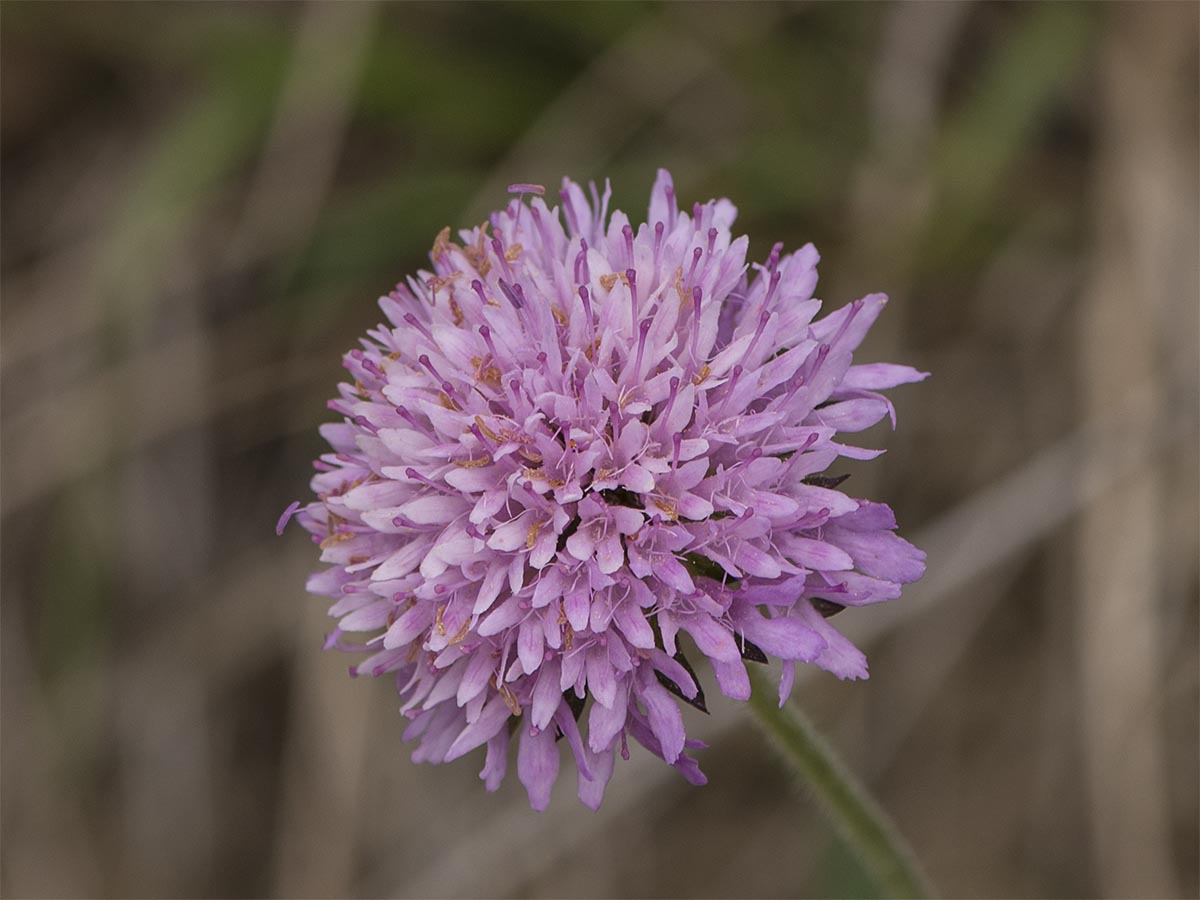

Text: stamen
xmin=506 ymin=182 xmax=545 ymax=196
xmin=276 ymin=501 xmax=301 ymax=535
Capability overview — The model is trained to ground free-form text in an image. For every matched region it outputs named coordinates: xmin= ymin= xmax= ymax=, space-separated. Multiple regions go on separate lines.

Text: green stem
xmin=747 ymin=668 xmax=934 ymax=899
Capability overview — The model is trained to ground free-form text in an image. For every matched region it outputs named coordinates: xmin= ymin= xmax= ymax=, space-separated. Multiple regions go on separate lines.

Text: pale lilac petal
xmin=578 ymin=744 xmax=615 ymax=810
xmin=796 ymin=601 xmax=869 ymax=680
xmin=638 ymin=674 xmax=686 ymax=763
xmin=518 ymin=725 xmax=560 ymax=812
xmin=480 ymin=728 xmax=510 ymax=792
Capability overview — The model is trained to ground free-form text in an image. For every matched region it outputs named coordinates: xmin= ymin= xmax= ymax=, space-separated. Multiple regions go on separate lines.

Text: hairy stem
xmin=747 ymin=668 xmax=934 ymax=899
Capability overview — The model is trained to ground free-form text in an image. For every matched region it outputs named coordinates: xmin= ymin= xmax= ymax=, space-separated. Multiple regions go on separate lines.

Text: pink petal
xmin=518 ymin=725 xmax=560 ymax=812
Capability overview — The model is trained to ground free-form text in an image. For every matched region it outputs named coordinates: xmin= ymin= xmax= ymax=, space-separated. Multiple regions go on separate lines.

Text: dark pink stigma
xmin=653 ymin=221 xmax=664 ymax=258
xmin=626 ymin=268 xmax=639 ymax=321
xmin=718 ymin=365 xmax=744 ymax=416
xmin=396 ymin=405 xmax=433 ymax=436
xmin=741 ymin=310 xmax=772 ymax=367
xmin=633 ymin=317 xmax=651 ymax=380
xmin=706 ymin=227 xmax=718 ymax=257
xmin=512 ymin=283 xmax=528 ymax=308
xmin=471 ymin=279 xmax=489 ymax=305
xmin=403 ymin=313 xmax=433 ymax=342
xmin=313 ymin=460 xmax=334 ymax=472
xmin=579 ymin=285 xmax=593 ymax=323
xmin=434 ymin=582 xmax=448 ymax=594
xmin=478 ymin=324 xmax=500 ymax=362
xmin=507 ymin=182 xmax=545 ymax=196
xmin=763 ymin=269 xmax=782 ymax=307
xmin=497 ymin=280 xmax=522 ymax=309
xmin=491 ymin=237 xmax=513 ymax=278
xmin=622 ymin=223 xmax=634 ymax=266
xmin=689 ymin=286 xmax=703 ymax=362
xmin=361 ymin=357 xmax=383 ymax=378
xmin=469 ymin=423 xmax=495 ymax=451
xmin=672 ymin=432 xmax=683 ymax=469
xmin=418 ymin=354 xmax=444 ymax=382
xmin=662 ymin=376 xmax=681 ymax=427
xmin=327 ymin=399 xmax=350 ymax=416
xmin=781 ymin=372 xmax=807 ymax=406
xmin=352 ymin=415 xmax=379 ymax=435
xmin=687 ymin=246 xmax=703 ymax=283
xmin=766 ymin=242 xmax=783 ymax=273
xmin=536 ymin=351 xmax=548 ymax=366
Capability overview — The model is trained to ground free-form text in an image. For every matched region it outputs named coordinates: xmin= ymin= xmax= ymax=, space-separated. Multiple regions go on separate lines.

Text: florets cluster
xmin=282 ymin=171 xmax=926 ymax=810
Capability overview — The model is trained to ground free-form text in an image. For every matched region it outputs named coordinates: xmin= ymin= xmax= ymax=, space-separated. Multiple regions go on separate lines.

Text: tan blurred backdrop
xmin=2 ymin=2 xmax=1197 ymax=897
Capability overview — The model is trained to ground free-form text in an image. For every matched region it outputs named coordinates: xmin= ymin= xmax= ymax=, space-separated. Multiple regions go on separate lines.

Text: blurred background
xmin=2 ymin=2 xmax=1197 ymax=897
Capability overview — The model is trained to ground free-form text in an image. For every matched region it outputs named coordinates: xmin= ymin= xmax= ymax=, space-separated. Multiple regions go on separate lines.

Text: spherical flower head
xmin=282 ymin=171 xmax=927 ymax=811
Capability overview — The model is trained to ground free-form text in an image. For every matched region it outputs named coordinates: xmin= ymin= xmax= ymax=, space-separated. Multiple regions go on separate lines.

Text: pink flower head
xmin=283 ymin=170 xmax=927 ymax=810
